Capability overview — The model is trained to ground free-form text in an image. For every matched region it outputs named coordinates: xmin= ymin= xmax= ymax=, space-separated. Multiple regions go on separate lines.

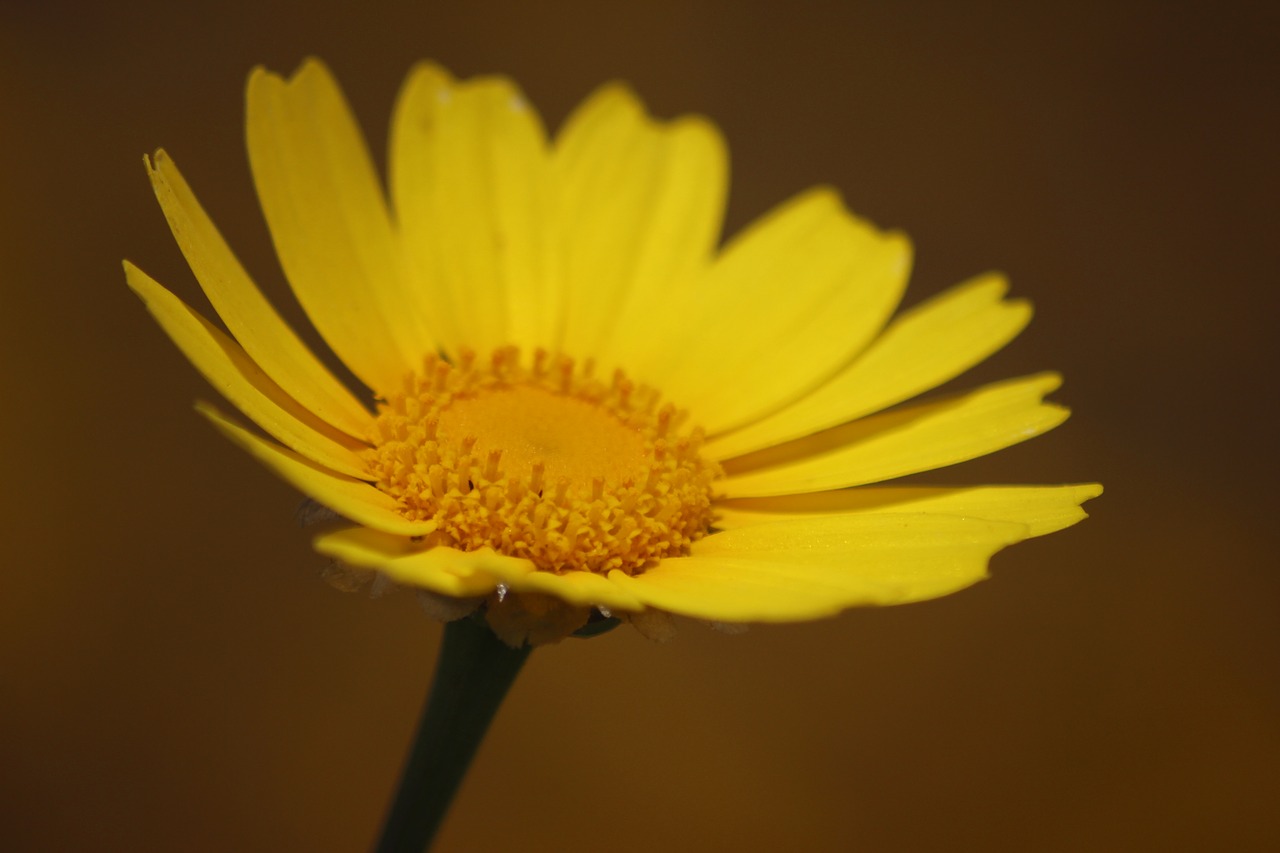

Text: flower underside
xmin=366 ymin=347 xmax=721 ymax=576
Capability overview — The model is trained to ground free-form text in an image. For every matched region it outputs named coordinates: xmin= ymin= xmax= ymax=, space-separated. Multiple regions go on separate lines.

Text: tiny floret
xmin=366 ymin=347 xmax=720 ymax=576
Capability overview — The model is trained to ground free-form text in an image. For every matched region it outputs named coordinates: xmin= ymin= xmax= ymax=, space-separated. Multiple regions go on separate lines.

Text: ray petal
xmin=314 ymin=527 xmax=511 ymax=597
xmin=390 ymin=63 xmax=557 ymax=354
xmin=720 ymin=373 xmax=1070 ymax=497
xmin=610 ymin=514 xmax=1029 ymax=622
xmin=247 ymin=59 xmax=430 ymax=396
xmin=197 ymin=403 xmax=435 ymax=537
xmin=127 ymin=262 xmax=369 ymax=478
xmin=145 ymin=150 xmax=372 ymax=438
xmin=553 ymin=84 xmax=727 ymax=366
xmin=507 ymin=570 xmax=645 ymax=611
xmin=645 ymin=188 xmax=911 ymax=433
xmin=706 ymin=273 xmax=1031 ymax=459
xmin=715 ymin=483 xmax=1103 ymax=538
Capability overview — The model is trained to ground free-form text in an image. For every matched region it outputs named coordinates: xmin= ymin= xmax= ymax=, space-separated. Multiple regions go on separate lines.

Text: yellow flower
xmin=126 ymin=59 xmax=1100 ymax=645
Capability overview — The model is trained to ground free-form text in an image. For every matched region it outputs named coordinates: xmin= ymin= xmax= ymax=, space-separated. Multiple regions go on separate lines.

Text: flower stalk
xmin=375 ymin=615 xmax=532 ymax=853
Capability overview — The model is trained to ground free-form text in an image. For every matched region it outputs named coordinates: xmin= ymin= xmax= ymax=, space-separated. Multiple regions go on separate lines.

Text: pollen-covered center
xmin=366 ymin=347 xmax=720 ymax=575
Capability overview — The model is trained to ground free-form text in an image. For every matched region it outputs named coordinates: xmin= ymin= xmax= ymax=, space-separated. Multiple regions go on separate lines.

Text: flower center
xmin=366 ymin=347 xmax=720 ymax=575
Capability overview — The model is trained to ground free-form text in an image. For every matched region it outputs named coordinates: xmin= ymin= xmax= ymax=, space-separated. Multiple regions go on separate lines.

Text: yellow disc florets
xmin=366 ymin=347 xmax=720 ymax=576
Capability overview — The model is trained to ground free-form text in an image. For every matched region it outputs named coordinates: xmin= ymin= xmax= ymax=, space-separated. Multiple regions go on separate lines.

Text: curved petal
xmin=507 ymin=569 xmax=644 ymax=612
xmin=644 ymin=189 xmax=911 ymax=434
xmin=197 ymin=403 xmax=436 ymax=537
xmin=706 ymin=273 xmax=1030 ymax=459
xmin=554 ymin=83 xmax=727 ymax=365
xmin=145 ymin=150 xmax=372 ymax=439
xmin=390 ymin=63 xmax=557 ymax=354
xmin=720 ymin=373 xmax=1070 ymax=498
xmin=247 ymin=59 xmax=429 ymax=395
xmin=314 ymin=527 xmax=511 ymax=597
xmin=317 ymin=522 xmax=647 ymax=611
xmin=127 ymin=263 xmax=370 ymax=478
xmin=610 ymin=513 xmax=1029 ymax=622
xmin=715 ymin=484 xmax=1103 ymax=538
xmin=424 ymin=544 xmax=647 ymax=612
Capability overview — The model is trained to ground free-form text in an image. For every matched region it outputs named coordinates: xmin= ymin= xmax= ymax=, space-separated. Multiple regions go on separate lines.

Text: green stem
xmin=375 ymin=616 xmax=532 ymax=853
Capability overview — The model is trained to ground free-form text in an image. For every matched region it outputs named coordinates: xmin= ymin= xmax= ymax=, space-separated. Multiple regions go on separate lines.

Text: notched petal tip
xmin=1028 ymin=370 xmax=1065 ymax=395
xmin=405 ymin=58 xmax=455 ymax=82
xmin=144 ymin=148 xmax=176 ymax=179
xmin=1071 ymin=482 xmax=1104 ymax=508
xmin=581 ymin=79 xmax=645 ymax=112
xmin=556 ymin=78 xmax=725 ymax=175
xmin=122 ymin=258 xmax=146 ymax=290
xmin=125 ymin=262 xmax=189 ymax=320
xmin=247 ymin=59 xmax=327 ymax=103
xmin=882 ymin=228 xmax=914 ymax=259
xmin=598 ymin=79 xmax=641 ymax=100
xmin=796 ymin=183 xmax=845 ymax=210
xmin=197 ymin=402 xmax=436 ymax=537
xmin=395 ymin=61 xmax=457 ymax=116
xmin=969 ymin=270 xmax=1010 ymax=296
xmin=255 ymin=56 xmax=331 ymax=88
xmin=245 ymin=64 xmax=276 ymax=91
xmin=665 ymin=111 xmax=728 ymax=147
xmin=123 ymin=261 xmax=174 ymax=317
xmin=297 ymin=56 xmax=329 ymax=77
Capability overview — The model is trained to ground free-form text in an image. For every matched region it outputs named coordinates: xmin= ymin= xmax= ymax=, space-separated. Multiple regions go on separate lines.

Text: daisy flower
xmin=126 ymin=59 xmax=1099 ymax=647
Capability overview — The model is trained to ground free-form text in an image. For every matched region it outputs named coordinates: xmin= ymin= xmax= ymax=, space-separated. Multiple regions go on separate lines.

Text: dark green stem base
xmin=375 ymin=616 xmax=532 ymax=853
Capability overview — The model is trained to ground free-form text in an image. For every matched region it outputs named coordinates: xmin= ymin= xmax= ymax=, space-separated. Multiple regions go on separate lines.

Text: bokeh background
xmin=3 ymin=1 xmax=1276 ymax=850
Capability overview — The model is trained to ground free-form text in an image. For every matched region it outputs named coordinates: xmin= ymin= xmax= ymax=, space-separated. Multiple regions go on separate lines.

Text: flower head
xmin=127 ymin=59 xmax=1099 ymax=645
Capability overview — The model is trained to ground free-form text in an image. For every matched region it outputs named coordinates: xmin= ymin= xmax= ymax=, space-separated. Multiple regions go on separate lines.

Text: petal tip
xmin=592 ymin=80 xmax=644 ymax=109
xmin=974 ymin=270 xmax=1011 ymax=295
xmin=801 ymin=183 xmax=844 ymax=208
xmin=1007 ymin=297 xmax=1034 ymax=323
xmin=246 ymin=64 xmax=276 ymax=88
xmin=405 ymin=59 xmax=456 ymax=90
xmin=122 ymin=260 xmax=158 ymax=299
xmin=1033 ymin=371 xmax=1065 ymax=395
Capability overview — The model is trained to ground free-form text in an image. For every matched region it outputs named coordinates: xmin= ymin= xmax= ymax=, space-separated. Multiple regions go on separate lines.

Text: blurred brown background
xmin=2 ymin=1 xmax=1276 ymax=850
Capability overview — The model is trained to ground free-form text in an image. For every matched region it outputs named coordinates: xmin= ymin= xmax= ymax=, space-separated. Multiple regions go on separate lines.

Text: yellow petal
xmin=610 ymin=514 xmax=1029 ymax=622
xmin=246 ymin=59 xmax=429 ymax=395
xmin=145 ymin=150 xmax=372 ymax=439
xmin=313 ymin=527 xmax=507 ymax=597
xmin=313 ymin=526 xmax=639 ymax=613
xmin=427 ymin=542 xmax=646 ymax=611
xmin=197 ymin=403 xmax=435 ymax=537
xmin=715 ymin=483 xmax=1103 ymax=538
xmin=706 ymin=273 xmax=1030 ymax=459
xmin=508 ymin=570 xmax=644 ymax=612
xmin=554 ymin=84 xmax=727 ymax=365
xmin=645 ymin=188 xmax=911 ymax=433
xmin=721 ymin=373 xmax=1070 ymax=498
xmin=390 ymin=63 xmax=557 ymax=354
xmin=127 ymin=263 xmax=370 ymax=478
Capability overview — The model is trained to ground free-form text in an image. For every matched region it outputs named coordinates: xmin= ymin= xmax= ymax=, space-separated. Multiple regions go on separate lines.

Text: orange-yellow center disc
xmin=365 ymin=347 xmax=720 ymax=575
xmin=436 ymin=385 xmax=648 ymax=497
